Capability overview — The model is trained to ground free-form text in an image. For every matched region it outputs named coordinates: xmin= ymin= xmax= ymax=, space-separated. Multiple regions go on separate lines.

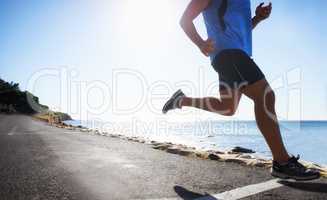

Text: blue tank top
xmin=202 ymin=0 xmax=252 ymax=63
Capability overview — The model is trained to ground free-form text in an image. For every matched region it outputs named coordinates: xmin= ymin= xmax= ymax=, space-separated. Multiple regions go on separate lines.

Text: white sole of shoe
xmin=271 ymin=170 xmax=320 ymax=181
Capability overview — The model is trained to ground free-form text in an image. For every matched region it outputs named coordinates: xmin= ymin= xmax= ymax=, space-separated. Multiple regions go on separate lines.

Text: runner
xmin=162 ymin=0 xmax=320 ymax=181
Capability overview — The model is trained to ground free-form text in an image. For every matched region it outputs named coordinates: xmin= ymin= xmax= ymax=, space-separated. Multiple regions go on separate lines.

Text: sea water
xmin=64 ymin=120 xmax=327 ymax=166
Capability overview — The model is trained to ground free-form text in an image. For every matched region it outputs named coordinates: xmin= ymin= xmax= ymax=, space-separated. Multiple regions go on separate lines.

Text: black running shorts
xmin=212 ymin=49 xmax=265 ymax=90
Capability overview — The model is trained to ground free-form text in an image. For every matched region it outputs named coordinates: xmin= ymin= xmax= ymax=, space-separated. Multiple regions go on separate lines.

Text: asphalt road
xmin=0 ymin=114 xmax=326 ymax=200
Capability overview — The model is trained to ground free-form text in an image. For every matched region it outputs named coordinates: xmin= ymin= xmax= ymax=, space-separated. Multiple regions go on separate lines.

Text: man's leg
xmin=180 ymin=87 xmax=242 ymax=116
xmin=242 ymin=79 xmax=290 ymax=163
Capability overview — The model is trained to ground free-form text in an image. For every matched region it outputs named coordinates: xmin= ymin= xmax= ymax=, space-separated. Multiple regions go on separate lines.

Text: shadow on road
xmin=279 ymin=180 xmax=327 ymax=193
xmin=174 ymin=186 xmax=218 ymax=200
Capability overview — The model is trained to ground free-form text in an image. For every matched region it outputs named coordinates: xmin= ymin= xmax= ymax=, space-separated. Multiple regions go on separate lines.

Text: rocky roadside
xmin=32 ymin=116 xmax=327 ymax=178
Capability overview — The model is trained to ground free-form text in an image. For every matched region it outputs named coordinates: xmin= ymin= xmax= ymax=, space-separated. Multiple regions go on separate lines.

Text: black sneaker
xmin=162 ymin=89 xmax=185 ymax=114
xmin=271 ymin=155 xmax=320 ymax=181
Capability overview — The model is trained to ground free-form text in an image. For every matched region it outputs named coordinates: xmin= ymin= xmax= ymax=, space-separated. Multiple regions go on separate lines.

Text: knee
xmin=221 ymin=105 xmax=237 ymax=116
xmin=223 ymin=110 xmax=236 ymax=116
xmin=252 ymin=88 xmax=275 ymax=105
xmin=209 ymin=100 xmax=237 ymax=116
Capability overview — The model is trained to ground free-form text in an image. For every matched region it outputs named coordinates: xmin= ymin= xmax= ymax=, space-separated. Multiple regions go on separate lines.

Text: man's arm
xmin=180 ymin=0 xmax=214 ymax=57
xmin=252 ymin=15 xmax=263 ymax=29
xmin=252 ymin=2 xmax=272 ymax=29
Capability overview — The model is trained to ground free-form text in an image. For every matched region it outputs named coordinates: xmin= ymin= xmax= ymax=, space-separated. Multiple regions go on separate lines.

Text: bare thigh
xmin=241 ymin=79 xmax=272 ymax=101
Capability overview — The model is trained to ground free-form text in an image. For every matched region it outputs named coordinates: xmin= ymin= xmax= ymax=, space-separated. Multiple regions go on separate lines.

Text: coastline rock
xmin=224 ymin=158 xmax=247 ymax=165
xmin=175 ymin=149 xmax=194 ymax=157
xmin=231 ymin=146 xmax=255 ymax=154
xmin=236 ymin=154 xmax=254 ymax=159
xmin=254 ymin=161 xmax=272 ymax=168
xmin=207 ymin=150 xmax=225 ymax=155
xmin=166 ymin=147 xmax=182 ymax=155
xmin=195 ymin=151 xmax=209 ymax=159
xmin=208 ymin=153 xmax=221 ymax=160
xmin=152 ymin=143 xmax=172 ymax=150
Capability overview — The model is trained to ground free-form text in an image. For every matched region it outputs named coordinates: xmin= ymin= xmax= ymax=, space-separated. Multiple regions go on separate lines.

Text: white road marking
xmin=8 ymin=126 xmax=17 ymax=136
xmin=197 ymin=179 xmax=283 ymax=200
xmin=147 ymin=179 xmax=283 ymax=200
xmin=64 ymin=131 xmax=83 ymax=134
xmin=122 ymin=164 xmax=138 ymax=169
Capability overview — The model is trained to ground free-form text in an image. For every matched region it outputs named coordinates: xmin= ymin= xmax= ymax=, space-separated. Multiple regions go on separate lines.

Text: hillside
xmin=0 ymin=78 xmax=72 ymax=122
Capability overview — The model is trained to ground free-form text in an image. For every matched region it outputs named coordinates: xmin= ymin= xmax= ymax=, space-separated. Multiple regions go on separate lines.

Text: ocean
xmin=63 ymin=120 xmax=327 ymax=166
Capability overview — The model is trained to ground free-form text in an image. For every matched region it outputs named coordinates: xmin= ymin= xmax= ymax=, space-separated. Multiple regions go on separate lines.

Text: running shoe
xmin=271 ymin=155 xmax=320 ymax=181
xmin=162 ymin=89 xmax=185 ymax=114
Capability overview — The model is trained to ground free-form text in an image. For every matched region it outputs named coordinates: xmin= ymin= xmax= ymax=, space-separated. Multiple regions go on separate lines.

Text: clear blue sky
xmin=1 ymin=0 xmax=327 ymax=121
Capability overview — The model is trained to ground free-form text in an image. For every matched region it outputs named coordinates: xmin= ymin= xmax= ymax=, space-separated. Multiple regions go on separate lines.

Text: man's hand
xmin=199 ymin=39 xmax=215 ymax=57
xmin=255 ymin=2 xmax=272 ymax=21
xmin=252 ymin=2 xmax=272 ymax=29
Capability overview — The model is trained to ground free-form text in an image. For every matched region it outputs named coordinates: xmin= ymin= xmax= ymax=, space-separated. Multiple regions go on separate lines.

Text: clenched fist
xmin=255 ymin=2 xmax=272 ymax=21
